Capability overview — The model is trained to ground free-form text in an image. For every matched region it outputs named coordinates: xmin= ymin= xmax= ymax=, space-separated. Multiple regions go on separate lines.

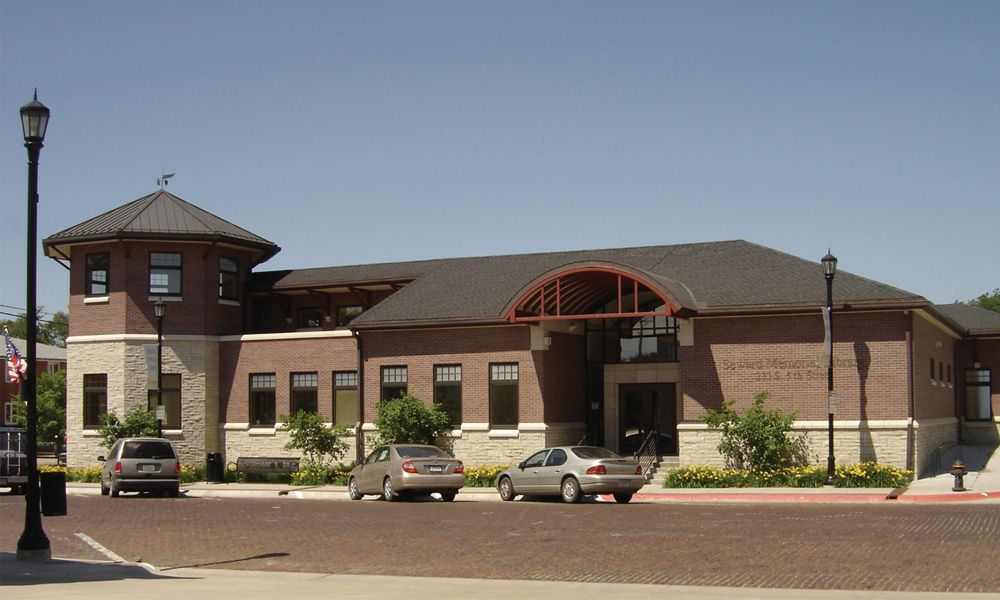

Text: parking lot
xmin=3 ymin=493 xmax=999 ymax=593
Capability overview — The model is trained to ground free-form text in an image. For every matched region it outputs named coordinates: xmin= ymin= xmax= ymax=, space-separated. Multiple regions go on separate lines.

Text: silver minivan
xmin=99 ymin=438 xmax=181 ymax=498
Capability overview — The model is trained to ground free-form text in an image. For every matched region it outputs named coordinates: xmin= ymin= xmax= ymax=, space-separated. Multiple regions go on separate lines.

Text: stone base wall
xmin=221 ymin=426 xmax=358 ymax=468
xmin=913 ymin=418 xmax=959 ymax=477
xmin=962 ymin=419 xmax=1000 ymax=446
xmin=447 ymin=429 xmax=546 ymax=467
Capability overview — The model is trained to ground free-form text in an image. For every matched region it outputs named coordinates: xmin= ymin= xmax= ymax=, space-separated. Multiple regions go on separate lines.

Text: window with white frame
xmin=381 ymin=366 xmax=407 ymax=401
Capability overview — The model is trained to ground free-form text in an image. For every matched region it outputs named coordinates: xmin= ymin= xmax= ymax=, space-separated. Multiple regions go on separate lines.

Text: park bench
xmin=233 ymin=456 xmax=300 ymax=480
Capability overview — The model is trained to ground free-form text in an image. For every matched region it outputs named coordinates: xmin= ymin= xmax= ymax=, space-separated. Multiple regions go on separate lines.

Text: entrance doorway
xmin=618 ymin=384 xmax=678 ymax=456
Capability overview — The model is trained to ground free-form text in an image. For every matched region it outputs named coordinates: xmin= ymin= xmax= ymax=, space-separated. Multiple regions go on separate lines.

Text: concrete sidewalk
xmin=2 ymin=553 xmax=996 ymax=599
xmin=54 ymin=443 xmax=1000 ymax=504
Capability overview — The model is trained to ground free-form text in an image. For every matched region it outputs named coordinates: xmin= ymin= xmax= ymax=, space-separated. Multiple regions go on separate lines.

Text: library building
xmin=44 ymin=190 xmax=999 ymax=476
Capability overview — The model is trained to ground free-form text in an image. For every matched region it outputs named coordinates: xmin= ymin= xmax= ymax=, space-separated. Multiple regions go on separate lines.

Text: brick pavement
xmin=2 ymin=495 xmax=998 ymax=593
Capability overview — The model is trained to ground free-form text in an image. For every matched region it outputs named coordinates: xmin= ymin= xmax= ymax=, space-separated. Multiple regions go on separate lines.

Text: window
xmin=334 ymin=371 xmax=359 ymax=427
xmin=930 ymin=358 xmax=936 ymax=381
xmin=250 ymin=373 xmax=276 ymax=426
xmin=586 ymin=309 xmax=679 ymax=364
xmin=381 ymin=366 xmax=407 ymax=401
xmin=290 ymin=372 xmax=318 ymax=414
xmin=965 ymin=369 xmax=992 ymax=421
xmin=149 ymin=252 xmax=182 ymax=296
xmin=219 ymin=257 xmax=239 ymax=300
xmin=4 ymin=401 xmax=16 ymax=425
xmin=490 ymin=363 xmax=518 ymax=428
xmin=86 ymin=253 xmax=109 ymax=296
xmin=83 ymin=374 xmax=107 ymax=429
xmin=336 ymin=305 xmax=363 ymax=327
xmin=297 ymin=307 xmax=324 ymax=329
xmin=939 ymin=361 xmax=944 ymax=382
xmin=545 ymin=449 xmax=568 ymax=467
xmin=147 ymin=373 xmax=182 ymax=429
xmin=434 ymin=365 xmax=462 ymax=426
xmin=947 ymin=364 xmax=952 ymax=384
xmin=523 ymin=449 xmax=548 ymax=468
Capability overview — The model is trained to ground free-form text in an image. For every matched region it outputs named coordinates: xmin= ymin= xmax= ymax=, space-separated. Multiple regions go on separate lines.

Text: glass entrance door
xmin=618 ymin=384 xmax=677 ymax=456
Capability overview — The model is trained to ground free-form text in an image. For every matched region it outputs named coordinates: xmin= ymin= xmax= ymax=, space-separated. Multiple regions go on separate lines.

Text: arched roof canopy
xmin=503 ymin=262 xmax=687 ymax=323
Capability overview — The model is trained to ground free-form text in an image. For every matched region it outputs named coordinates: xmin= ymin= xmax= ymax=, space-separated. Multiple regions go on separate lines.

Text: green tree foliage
xmin=969 ymin=288 xmax=1000 ymax=313
xmin=1 ymin=308 xmax=69 ymax=347
xmin=97 ymin=408 xmax=159 ymax=449
xmin=9 ymin=371 xmax=67 ymax=448
xmin=371 ymin=393 xmax=452 ymax=447
xmin=702 ymin=391 xmax=807 ymax=471
xmin=280 ymin=410 xmax=350 ymax=467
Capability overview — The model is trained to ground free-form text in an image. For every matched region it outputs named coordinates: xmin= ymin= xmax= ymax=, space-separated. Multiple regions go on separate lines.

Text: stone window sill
xmin=84 ymin=296 xmax=109 ymax=305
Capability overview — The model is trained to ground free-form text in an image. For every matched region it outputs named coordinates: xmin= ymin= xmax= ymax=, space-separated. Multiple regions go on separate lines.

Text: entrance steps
xmin=645 ymin=455 xmax=679 ymax=485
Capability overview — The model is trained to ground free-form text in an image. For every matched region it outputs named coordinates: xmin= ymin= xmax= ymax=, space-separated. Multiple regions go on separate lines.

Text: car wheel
xmin=560 ymin=477 xmax=581 ymax=504
xmin=497 ymin=476 xmax=516 ymax=502
xmin=613 ymin=493 xmax=633 ymax=504
xmin=382 ymin=477 xmax=396 ymax=502
xmin=110 ymin=480 xmax=120 ymax=498
xmin=348 ymin=477 xmax=363 ymax=501
xmin=440 ymin=492 xmax=456 ymax=502
xmin=100 ymin=477 xmax=109 ymax=496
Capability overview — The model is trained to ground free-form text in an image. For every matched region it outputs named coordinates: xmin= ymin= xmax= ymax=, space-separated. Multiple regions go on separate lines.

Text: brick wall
xmin=682 ymin=311 xmax=912 ymax=422
xmin=911 ymin=313 xmax=957 ymax=420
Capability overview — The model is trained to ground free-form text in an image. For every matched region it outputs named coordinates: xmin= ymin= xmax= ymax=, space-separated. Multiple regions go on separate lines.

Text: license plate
xmin=618 ymin=479 xmax=631 ymax=488
xmin=428 ymin=465 xmax=443 ymax=473
xmin=141 ymin=465 xmax=158 ymax=473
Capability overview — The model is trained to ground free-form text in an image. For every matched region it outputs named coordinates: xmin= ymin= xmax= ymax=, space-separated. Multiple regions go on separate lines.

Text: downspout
xmin=905 ymin=315 xmax=914 ymax=474
xmin=353 ymin=330 xmax=365 ymax=464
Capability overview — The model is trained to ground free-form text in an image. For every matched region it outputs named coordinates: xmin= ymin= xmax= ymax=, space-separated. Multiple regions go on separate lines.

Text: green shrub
xmin=96 ymin=408 xmax=159 ymax=449
xmin=289 ymin=463 xmax=354 ymax=486
xmin=370 ymin=393 xmax=452 ymax=447
xmin=280 ymin=410 xmax=350 ymax=468
xmin=702 ymin=391 xmax=806 ymax=471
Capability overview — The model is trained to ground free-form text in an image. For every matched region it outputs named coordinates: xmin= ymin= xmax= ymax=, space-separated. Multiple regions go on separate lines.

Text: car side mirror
xmin=97 ymin=456 xmax=105 ymax=462
xmin=518 ymin=461 xmax=525 ymax=470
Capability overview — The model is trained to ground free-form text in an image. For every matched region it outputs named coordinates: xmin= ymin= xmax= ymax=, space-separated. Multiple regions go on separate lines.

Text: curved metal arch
xmin=502 ymin=261 xmax=682 ymax=323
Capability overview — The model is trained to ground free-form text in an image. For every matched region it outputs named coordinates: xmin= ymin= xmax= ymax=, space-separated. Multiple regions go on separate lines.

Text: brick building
xmin=43 ymin=190 xmax=999 ymax=476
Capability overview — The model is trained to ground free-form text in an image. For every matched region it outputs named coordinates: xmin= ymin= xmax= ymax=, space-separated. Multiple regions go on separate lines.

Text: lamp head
xmin=154 ymin=300 xmax=166 ymax=319
xmin=20 ymin=89 xmax=50 ymax=143
xmin=821 ymin=250 xmax=838 ymax=278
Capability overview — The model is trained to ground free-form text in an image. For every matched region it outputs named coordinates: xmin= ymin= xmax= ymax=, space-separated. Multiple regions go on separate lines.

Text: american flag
xmin=4 ymin=327 xmax=28 ymax=385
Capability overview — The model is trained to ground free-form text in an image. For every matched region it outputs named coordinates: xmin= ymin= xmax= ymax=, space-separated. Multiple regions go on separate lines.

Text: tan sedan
xmin=348 ymin=444 xmax=465 ymax=502
xmin=496 ymin=446 xmax=646 ymax=503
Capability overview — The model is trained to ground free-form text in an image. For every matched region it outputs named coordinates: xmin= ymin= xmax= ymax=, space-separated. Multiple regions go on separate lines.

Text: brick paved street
xmin=2 ymin=495 xmax=998 ymax=593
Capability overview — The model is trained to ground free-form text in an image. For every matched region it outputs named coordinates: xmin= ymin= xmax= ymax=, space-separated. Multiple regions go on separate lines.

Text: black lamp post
xmin=17 ymin=90 xmax=51 ymax=561
xmin=822 ymin=250 xmax=838 ymax=486
xmin=155 ymin=300 xmax=166 ymax=437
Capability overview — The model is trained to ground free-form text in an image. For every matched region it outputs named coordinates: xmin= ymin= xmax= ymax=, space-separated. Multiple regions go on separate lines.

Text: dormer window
xmin=149 ymin=252 xmax=182 ymax=296
xmin=297 ymin=307 xmax=324 ymax=329
xmin=336 ymin=305 xmax=363 ymax=327
xmin=86 ymin=253 xmax=109 ymax=296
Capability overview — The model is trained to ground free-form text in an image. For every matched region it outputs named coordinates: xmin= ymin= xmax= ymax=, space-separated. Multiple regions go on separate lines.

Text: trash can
xmin=206 ymin=452 xmax=224 ymax=483
xmin=40 ymin=471 xmax=67 ymax=516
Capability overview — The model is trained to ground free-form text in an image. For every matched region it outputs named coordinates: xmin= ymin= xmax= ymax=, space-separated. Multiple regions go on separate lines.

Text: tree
xmin=702 ymin=391 xmax=807 ymax=471
xmin=969 ymin=288 xmax=1000 ymax=313
xmin=1 ymin=307 xmax=69 ymax=347
xmin=97 ymin=408 xmax=159 ymax=449
xmin=371 ymin=393 xmax=453 ymax=447
xmin=280 ymin=410 xmax=350 ymax=467
xmin=10 ymin=371 xmax=67 ymax=449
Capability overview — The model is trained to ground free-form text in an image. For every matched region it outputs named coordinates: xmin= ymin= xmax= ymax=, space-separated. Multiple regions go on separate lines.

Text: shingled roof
xmin=935 ymin=303 xmax=1000 ymax=336
xmin=43 ymin=190 xmax=280 ymax=263
xmin=253 ymin=240 xmax=928 ymax=329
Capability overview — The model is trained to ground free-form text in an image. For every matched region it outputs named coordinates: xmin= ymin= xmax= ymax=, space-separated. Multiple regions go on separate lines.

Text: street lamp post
xmin=155 ymin=300 xmax=166 ymax=438
xmin=822 ymin=250 xmax=838 ymax=486
xmin=17 ymin=90 xmax=51 ymax=561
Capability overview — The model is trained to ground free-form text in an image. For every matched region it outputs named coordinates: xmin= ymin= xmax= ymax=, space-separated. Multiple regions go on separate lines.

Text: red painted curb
xmin=895 ymin=490 xmax=1000 ymax=503
xmin=599 ymin=493 xmax=890 ymax=503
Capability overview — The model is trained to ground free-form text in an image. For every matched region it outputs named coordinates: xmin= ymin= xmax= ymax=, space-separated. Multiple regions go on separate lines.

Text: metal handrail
xmin=634 ymin=429 xmax=659 ymax=478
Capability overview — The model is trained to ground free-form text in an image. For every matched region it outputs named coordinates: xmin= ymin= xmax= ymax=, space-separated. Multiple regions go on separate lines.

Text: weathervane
xmin=156 ymin=167 xmax=175 ymax=189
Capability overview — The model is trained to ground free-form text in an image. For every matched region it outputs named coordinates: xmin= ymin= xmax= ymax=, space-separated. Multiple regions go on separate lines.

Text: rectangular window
xmin=149 ymin=252 xmax=182 ymax=296
xmin=939 ymin=361 xmax=944 ymax=382
xmin=86 ymin=253 xmax=109 ymax=296
xmin=490 ymin=363 xmax=519 ymax=428
xmin=83 ymin=374 xmax=108 ymax=429
xmin=434 ymin=364 xmax=462 ymax=426
xmin=930 ymin=358 xmax=936 ymax=381
xmin=147 ymin=373 xmax=182 ymax=429
xmin=219 ymin=257 xmax=239 ymax=300
xmin=290 ymin=372 xmax=318 ymax=414
xmin=381 ymin=366 xmax=407 ymax=401
xmin=250 ymin=373 xmax=276 ymax=426
xmin=334 ymin=371 xmax=359 ymax=427
xmin=297 ymin=307 xmax=324 ymax=329
xmin=965 ymin=369 xmax=992 ymax=421
xmin=336 ymin=305 xmax=363 ymax=327
xmin=947 ymin=364 xmax=952 ymax=385
xmin=4 ymin=401 xmax=16 ymax=425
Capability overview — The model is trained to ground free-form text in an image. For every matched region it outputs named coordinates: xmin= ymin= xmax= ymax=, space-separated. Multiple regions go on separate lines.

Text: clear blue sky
xmin=2 ymin=1 xmax=998 ymax=320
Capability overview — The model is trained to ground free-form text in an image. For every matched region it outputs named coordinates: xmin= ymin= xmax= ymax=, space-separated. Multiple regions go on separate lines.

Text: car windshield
xmin=396 ymin=446 xmax=450 ymax=459
xmin=571 ymin=447 xmax=621 ymax=459
xmin=121 ymin=441 xmax=175 ymax=460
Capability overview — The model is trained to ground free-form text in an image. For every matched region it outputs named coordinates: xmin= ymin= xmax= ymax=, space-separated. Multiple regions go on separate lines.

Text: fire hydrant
xmin=951 ymin=459 xmax=967 ymax=492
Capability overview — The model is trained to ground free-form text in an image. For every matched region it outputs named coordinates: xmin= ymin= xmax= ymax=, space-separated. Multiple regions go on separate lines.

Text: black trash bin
xmin=206 ymin=452 xmax=224 ymax=483
xmin=40 ymin=471 xmax=67 ymax=516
